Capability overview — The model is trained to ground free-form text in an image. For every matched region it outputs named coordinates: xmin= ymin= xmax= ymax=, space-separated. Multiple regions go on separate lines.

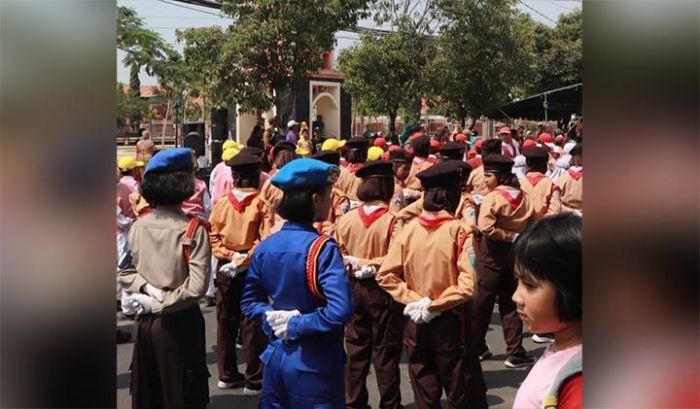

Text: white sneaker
xmin=532 ymin=334 xmax=555 ymax=343
xmin=217 ymin=380 xmax=237 ymax=389
xmin=243 ymin=387 xmax=261 ymax=397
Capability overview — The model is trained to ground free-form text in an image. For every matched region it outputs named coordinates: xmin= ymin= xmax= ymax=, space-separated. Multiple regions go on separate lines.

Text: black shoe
xmin=478 ymin=344 xmax=493 ymax=361
xmin=504 ymin=353 xmax=535 ymax=368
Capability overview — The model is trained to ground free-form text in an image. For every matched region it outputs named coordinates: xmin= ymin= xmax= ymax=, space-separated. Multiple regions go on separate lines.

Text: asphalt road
xmin=117 ymin=304 xmax=544 ymax=408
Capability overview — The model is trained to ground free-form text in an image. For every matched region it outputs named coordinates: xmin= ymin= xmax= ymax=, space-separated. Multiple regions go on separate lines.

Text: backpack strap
xmin=543 ymin=349 xmax=583 ymax=409
xmin=455 ymin=231 xmax=469 ymax=260
xmin=305 ymin=235 xmax=332 ymax=301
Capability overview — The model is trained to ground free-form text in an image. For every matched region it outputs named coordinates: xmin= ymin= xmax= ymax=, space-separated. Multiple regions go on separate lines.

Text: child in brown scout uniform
xmin=118 ymin=148 xmax=211 ymax=409
xmin=310 ymin=150 xmax=345 ymax=236
xmin=376 ymin=162 xmax=488 ymax=409
xmin=208 ymin=153 xmax=272 ymax=395
xmin=472 ymin=154 xmax=537 ymax=368
xmin=259 ymin=141 xmax=298 ymax=232
xmin=334 ymin=137 xmax=369 ymax=208
xmin=334 ymin=161 xmax=405 ymax=409
xmin=467 ymin=138 xmax=502 ymax=200
xmin=403 ymin=135 xmax=434 ymax=197
xmin=555 ymin=144 xmax=583 ymax=216
xmin=388 ymin=148 xmax=410 ymax=214
xmin=520 ymin=146 xmax=562 ymax=221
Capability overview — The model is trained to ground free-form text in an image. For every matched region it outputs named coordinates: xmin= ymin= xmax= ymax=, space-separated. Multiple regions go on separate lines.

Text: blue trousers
xmin=259 ymin=343 xmax=345 ymax=409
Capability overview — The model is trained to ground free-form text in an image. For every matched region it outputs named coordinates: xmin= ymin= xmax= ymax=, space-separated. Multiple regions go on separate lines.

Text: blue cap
xmin=270 ymin=158 xmax=340 ymax=190
xmin=143 ymin=148 xmax=193 ymax=176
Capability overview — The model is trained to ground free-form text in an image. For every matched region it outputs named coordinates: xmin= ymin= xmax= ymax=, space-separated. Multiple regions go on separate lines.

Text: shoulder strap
xmin=543 ymin=349 xmax=583 ymax=409
xmin=305 ymin=235 xmax=332 ymax=301
xmin=183 ymin=217 xmax=208 ymax=264
xmin=455 ymin=230 xmax=469 ymax=260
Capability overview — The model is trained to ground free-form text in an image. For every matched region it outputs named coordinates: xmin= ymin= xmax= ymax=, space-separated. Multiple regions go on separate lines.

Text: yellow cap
xmin=118 ymin=156 xmax=144 ymax=171
xmin=221 ymin=147 xmax=239 ymax=161
xmin=321 ymin=138 xmax=346 ymax=151
xmin=222 ymin=140 xmax=238 ymax=150
xmin=367 ymin=146 xmax=384 ymax=161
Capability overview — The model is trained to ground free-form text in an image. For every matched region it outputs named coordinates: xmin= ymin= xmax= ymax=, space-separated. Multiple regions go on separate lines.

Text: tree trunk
xmin=273 ymin=83 xmax=295 ymax=128
xmin=388 ymin=110 xmax=397 ymax=135
xmin=161 ymin=99 xmax=170 ymax=148
xmin=128 ymin=63 xmax=142 ymax=141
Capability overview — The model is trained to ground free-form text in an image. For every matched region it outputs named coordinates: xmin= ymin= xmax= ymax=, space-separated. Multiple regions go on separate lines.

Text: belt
xmin=273 ymin=330 xmax=344 ymax=344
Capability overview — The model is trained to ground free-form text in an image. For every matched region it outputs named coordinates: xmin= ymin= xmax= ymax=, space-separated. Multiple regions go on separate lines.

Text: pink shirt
xmin=513 ymin=344 xmax=582 ymax=409
xmin=181 ymin=178 xmax=210 ymax=218
xmin=119 ymin=175 xmax=139 ymax=193
xmin=116 ymin=181 xmax=135 ymax=222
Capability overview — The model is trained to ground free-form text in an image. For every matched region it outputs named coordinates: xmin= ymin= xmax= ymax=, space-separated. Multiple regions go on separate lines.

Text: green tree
xmin=339 ymin=0 xmax=439 ymax=134
xmin=429 ymin=0 xmax=538 ymax=123
xmin=532 ymin=10 xmax=582 ymax=93
xmin=177 ymin=0 xmax=371 ymax=126
xmin=118 ymin=6 xmax=174 ymax=131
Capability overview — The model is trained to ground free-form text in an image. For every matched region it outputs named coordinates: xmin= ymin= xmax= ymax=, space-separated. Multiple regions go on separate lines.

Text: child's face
xmin=312 ymin=187 xmax=332 ymax=222
xmin=512 ymin=271 xmax=567 ymax=334
xmin=484 ymin=171 xmax=498 ymax=190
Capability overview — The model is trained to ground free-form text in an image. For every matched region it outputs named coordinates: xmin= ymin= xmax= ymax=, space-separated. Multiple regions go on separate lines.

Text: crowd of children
xmin=117 ymin=121 xmax=583 ymax=409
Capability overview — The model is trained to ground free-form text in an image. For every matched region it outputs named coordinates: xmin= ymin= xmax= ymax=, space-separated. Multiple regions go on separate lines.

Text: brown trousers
xmin=131 ymin=305 xmax=209 ymax=409
xmin=215 ymin=261 xmax=267 ymax=388
xmin=471 ymin=236 xmax=526 ymax=358
xmin=345 ymin=278 xmax=405 ymax=409
xmin=460 ymin=301 xmax=489 ymax=408
xmin=404 ymin=310 xmax=467 ymax=409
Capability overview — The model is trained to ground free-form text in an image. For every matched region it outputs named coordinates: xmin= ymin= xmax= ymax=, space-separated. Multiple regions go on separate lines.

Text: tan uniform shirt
xmin=376 ymin=210 xmax=477 ymax=312
xmin=519 ymin=172 xmax=562 ymax=220
xmin=118 ymin=206 xmax=211 ymax=314
xmin=334 ymin=202 xmax=398 ymax=268
xmin=477 ymin=186 xmax=535 ymax=242
xmin=396 ymin=193 xmax=478 ymax=233
xmin=404 ymin=158 xmax=434 ymax=191
xmin=467 ymin=166 xmax=490 ymax=196
xmin=334 ymin=165 xmax=363 ymax=201
xmin=555 ymin=170 xmax=583 ymax=213
xmin=208 ymin=187 xmax=271 ymax=267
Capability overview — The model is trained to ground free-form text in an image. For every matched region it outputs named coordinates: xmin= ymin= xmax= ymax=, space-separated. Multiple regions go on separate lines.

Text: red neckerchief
xmin=358 ymin=206 xmax=389 ymax=228
xmin=346 ymin=163 xmax=363 ymax=174
xmin=227 ymin=190 xmax=258 ymax=212
xmin=502 ymin=140 xmax=519 ymax=158
xmin=568 ymin=167 xmax=583 ymax=180
xmin=525 ymin=172 xmax=546 ymax=187
xmin=496 ymin=186 xmax=524 ymax=210
xmin=418 ymin=214 xmax=454 ymax=229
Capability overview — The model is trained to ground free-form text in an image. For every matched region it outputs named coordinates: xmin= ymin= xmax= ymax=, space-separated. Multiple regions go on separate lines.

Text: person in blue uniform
xmin=240 ymin=158 xmax=354 ymax=409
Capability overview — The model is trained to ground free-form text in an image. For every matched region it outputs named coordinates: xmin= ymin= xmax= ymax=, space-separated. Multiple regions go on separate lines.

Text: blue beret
xmin=271 ymin=158 xmax=340 ymax=190
xmin=144 ymin=148 xmax=193 ymax=176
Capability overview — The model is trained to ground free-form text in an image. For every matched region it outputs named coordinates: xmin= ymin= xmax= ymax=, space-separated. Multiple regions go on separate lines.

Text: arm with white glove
xmin=219 ymin=252 xmax=248 ymax=278
xmin=125 ymin=293 xmax=156 ymax=315
xmin=265 ymin=310 xmax=301 ymax=340
xmin=403 ymin=297 xmax=432 ymax=324
xmin=353 ymin=265 xmax=377 ymax=279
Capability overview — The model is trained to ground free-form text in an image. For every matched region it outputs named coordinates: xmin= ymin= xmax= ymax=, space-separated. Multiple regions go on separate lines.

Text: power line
xmin=517 ymin=0 xmax=557 ymax=24
xmin=154 ymin=0 xmax=224 ymax=17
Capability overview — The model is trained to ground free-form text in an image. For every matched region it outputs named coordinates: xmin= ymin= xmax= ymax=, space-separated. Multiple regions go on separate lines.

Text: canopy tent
xmin=492 ymin=83 xmax=582 ymax=122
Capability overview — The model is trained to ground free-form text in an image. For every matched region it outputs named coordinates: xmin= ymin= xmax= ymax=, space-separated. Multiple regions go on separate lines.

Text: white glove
xmin=403 ymin=298 xmax=431 ymax=324
xmin=353 ymin=265 xmax=377 ymax=279
xmin=419 ymin=300 xmax=442 ymax=324
xmin=265 ymin=310 xmax=301 ymax=340
xmin=128 ymin=293 xmax=155 ymax=315
xmin=402 ymin=188 xmax=420 ymax=199
xmin=231 ymin=251 xmax=248 ymax=263
xmin=343 ymin=255 xmax=360 ymax=271
xmin=219 ymin=261 xmax=239 ymax=278
xmin=143 ymin=283 xmax=163 ymax=302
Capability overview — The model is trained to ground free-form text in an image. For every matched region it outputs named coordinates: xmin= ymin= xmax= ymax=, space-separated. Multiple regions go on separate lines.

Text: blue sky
xmin=117 ymin=0 xmax=581 ymax=85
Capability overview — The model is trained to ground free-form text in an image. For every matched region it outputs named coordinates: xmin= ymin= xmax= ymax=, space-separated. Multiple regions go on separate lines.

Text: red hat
xmin=455 ymin=133 xmax=467 ymax=142
xmin=467 ymin=149 xmax=477 ymax=159
xmin=430 ymin=139 xmax=441 ymax=150
xmin=373 ymin=137 xmax=387 ymax=148
xmin=383 ymin=151 xmax=391 ymax=161
xmin=538 ymin=133 xmax=554 ymax=144
xmin=387 ymin=145 xmax=401 ymax=152
xmin=522 ymin=139 xmax=537 ymax=149
xmin=497 ymin=126 xmax=512 ymax=135
xmin=473 ymin=138 xmax=484 ymax=151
